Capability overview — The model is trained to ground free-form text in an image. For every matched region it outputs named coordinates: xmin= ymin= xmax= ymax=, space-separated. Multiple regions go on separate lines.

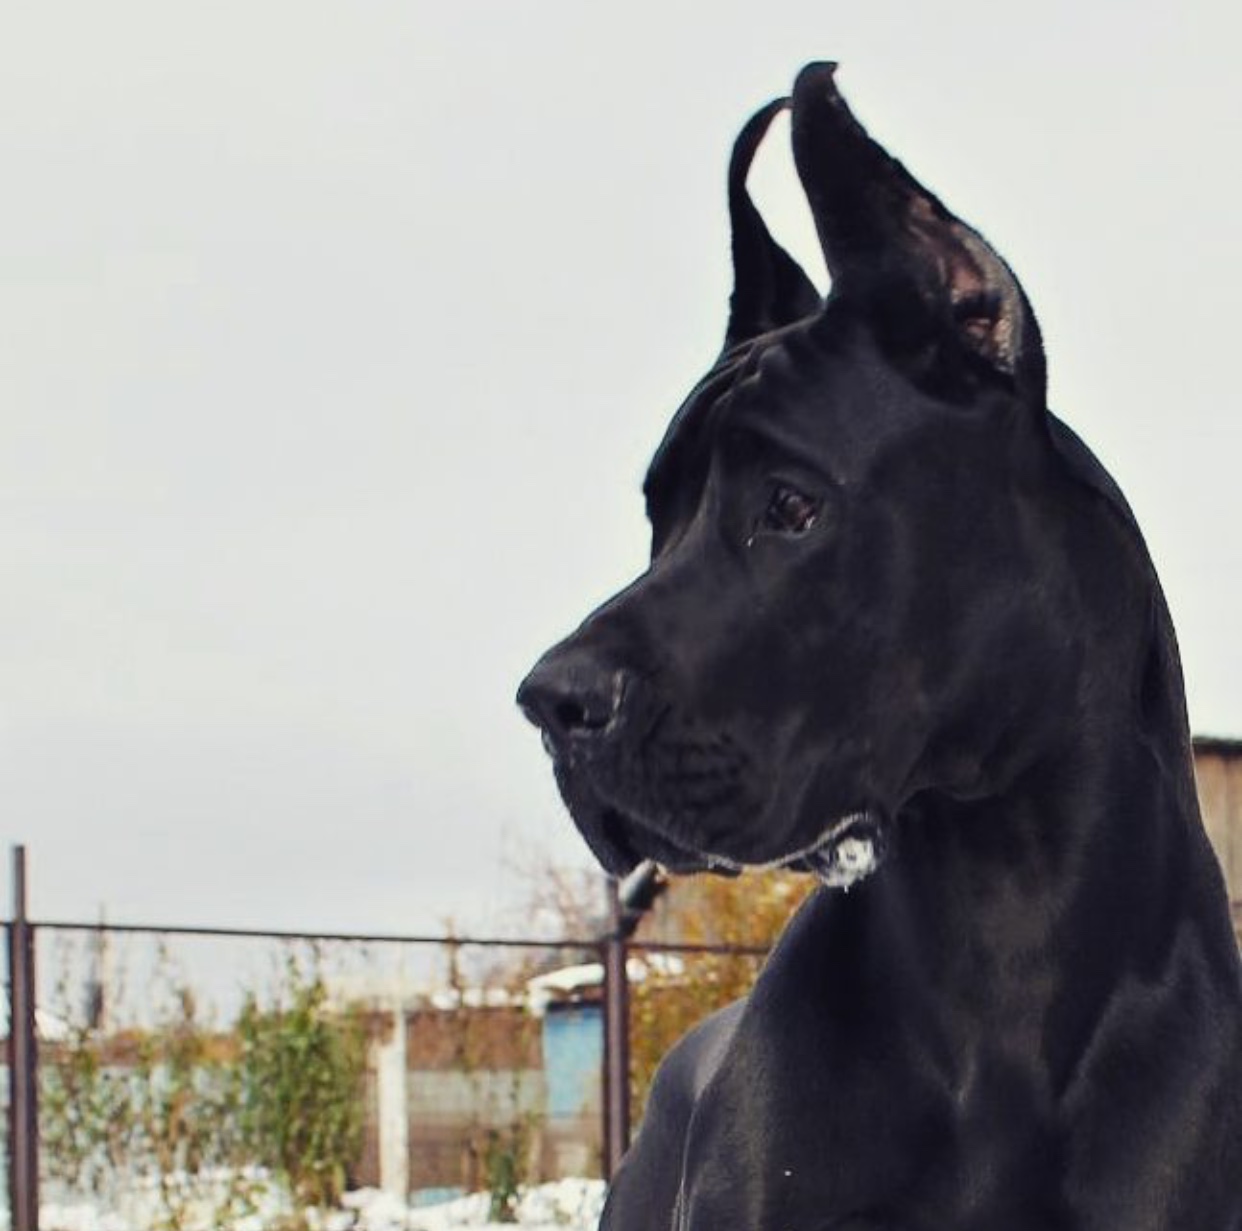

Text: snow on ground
xmin=344 ymin=1179 xmax=604 ymax=1229
xmin=34 ymin=1177 xmax=605 ymax=1231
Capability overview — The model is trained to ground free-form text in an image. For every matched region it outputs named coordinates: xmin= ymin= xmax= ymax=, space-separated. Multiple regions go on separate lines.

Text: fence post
xmin=601 ymin=878 xmax=630 ymax=1180
xmin=8 ymin=845 xmax=39 ymax=1231
xmin=600 ymin=861 xmax=666 ymax=1180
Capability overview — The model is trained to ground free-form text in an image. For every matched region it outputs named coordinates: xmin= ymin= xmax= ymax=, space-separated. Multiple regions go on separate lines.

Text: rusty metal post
xmin=8 ymin=845 xmax=38 ymax=1231
xmin=601 ymin=877 xmax=630 ymax=1180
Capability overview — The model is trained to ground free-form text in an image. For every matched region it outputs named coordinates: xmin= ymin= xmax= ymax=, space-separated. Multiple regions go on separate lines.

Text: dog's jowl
xmin=517 ymin=63 xmax=1242 ymax=1230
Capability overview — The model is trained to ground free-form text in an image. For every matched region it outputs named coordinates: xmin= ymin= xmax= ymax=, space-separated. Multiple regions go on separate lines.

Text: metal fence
xmin=3 ymin=847 xmax=767 ymax=1231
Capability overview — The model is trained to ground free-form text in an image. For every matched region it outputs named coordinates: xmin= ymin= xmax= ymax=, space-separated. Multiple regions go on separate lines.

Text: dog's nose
xmin=516 ymin=656 xmax=627 ymax=751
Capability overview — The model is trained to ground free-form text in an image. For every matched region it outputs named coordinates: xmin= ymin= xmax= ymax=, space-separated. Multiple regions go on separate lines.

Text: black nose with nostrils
xmin=517 ymin=654 xmax=627 ymax=753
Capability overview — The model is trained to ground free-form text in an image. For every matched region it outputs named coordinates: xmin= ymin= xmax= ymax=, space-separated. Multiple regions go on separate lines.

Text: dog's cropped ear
xmin=724 ymin=99 xmax=823 ymax=350
xmin=791 ymin=62 xmax=1045 ymax=398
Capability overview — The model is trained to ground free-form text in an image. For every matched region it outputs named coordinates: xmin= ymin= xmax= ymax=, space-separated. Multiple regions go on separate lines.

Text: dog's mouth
xmin=578 ymin=788 xmax=884 ymax=890
xmin=540 ymin=691 xmax=885 ymax=887
xmin=555 ymin=772 xmax=741 ymax=878
xmin=596 ymin=806 xmax=735 ymax=878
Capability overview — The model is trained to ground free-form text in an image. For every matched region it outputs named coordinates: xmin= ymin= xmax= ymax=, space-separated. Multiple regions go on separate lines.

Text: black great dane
xmin=517 ymin=63 xmax=1242 ymax=1230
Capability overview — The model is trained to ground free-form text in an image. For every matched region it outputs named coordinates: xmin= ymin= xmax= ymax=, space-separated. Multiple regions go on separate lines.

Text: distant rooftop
xmin=1193 ymin=735 xmax=1242 ymax=756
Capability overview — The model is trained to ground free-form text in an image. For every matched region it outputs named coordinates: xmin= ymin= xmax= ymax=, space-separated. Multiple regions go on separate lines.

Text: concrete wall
xmin=352 ymin=1001 xmax=604 ymax=1196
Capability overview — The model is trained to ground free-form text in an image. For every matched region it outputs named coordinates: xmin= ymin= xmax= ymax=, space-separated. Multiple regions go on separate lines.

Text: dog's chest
xmin=670 ymin=1027 xmax=1065 ymax=1231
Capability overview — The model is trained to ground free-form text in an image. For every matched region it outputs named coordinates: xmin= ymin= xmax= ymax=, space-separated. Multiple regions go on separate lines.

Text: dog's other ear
xmin=790 ymin=62 xmax=1045 ymax=399
xmin=725 ymin=99 xmax=823 ymax=349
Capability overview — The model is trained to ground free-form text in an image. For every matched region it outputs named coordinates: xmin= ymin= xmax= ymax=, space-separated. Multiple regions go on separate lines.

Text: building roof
xmin=1193 ymin=735 xmax=1242 ymax=756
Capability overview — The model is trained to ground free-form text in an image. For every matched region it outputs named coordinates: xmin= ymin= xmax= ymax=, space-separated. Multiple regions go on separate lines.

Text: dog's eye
xmin=758 ymin=485 xmax=819 ymax=537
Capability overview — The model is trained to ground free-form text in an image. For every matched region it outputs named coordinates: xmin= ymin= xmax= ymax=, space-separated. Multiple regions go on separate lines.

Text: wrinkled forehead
xmin=643 ymin=305 xmax=922 ymax=518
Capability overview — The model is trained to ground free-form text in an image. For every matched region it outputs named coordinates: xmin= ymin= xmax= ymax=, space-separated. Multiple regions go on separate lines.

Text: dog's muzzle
xmin=517 ymin=653 xmax=733 ymax=876
xmin=517 ymin=653 xmax=887 ymax=886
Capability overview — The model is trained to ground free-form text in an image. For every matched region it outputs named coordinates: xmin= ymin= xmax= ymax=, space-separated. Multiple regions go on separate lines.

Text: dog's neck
xmin=780 ymin=618 xmax=1240 ymax=1092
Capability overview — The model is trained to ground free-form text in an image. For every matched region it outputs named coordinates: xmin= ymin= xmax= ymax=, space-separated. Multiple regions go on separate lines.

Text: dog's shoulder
xmin=601 ymin=999 xmax=745 ymax=1231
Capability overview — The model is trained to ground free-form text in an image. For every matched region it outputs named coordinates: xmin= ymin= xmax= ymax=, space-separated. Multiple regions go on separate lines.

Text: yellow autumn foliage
xmin=628 ymin=869 xmax=816 ymax=1119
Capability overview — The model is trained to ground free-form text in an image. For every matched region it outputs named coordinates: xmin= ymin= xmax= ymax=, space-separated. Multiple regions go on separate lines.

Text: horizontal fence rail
xmin=32 ymin=919 xmax=605 ymax=949
xmin=5 ymin=848 xmax=776 ymax=1231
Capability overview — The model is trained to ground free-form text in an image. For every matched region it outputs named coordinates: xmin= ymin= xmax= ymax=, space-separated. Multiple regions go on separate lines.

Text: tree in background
xmin=505 ymin=854 xmax=817 ymax=1122
xmin=628 ymin=870 xmax=815 ymax=1118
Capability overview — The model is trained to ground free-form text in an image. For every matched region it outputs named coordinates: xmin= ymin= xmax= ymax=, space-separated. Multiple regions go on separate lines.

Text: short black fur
xmin=518 ymin=62 xmax=1242 ymax=1230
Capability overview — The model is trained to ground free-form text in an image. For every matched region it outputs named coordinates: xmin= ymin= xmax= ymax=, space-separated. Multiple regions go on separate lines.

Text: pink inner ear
xmin=959 ymin=314 xmax=997 ymax=343
xmin=946 ymin=225 xmax=1022 ymax=372
xmin=895 ymin=195 xmax=1023 ymax=374
xmin=953 ymin=297 xmax=1017 ymax=371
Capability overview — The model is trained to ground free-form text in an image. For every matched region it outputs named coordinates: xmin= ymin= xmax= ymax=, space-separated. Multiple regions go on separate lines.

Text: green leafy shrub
xmin=237 ymin=957 xmax=367 ymax=1211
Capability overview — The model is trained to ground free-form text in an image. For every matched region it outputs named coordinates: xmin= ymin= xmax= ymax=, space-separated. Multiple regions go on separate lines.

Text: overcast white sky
xmin=2 ymin=1 xmax=1240 ymax=935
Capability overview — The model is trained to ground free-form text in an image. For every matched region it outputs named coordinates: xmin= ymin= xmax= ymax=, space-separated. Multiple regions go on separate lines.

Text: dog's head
xmin=518 ymin=64 xmax=1115 ymax=880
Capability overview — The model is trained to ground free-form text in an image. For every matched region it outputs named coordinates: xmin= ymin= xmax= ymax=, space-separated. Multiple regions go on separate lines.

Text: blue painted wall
xmin=541 ymin=1004 xmax=602 ymax=1120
